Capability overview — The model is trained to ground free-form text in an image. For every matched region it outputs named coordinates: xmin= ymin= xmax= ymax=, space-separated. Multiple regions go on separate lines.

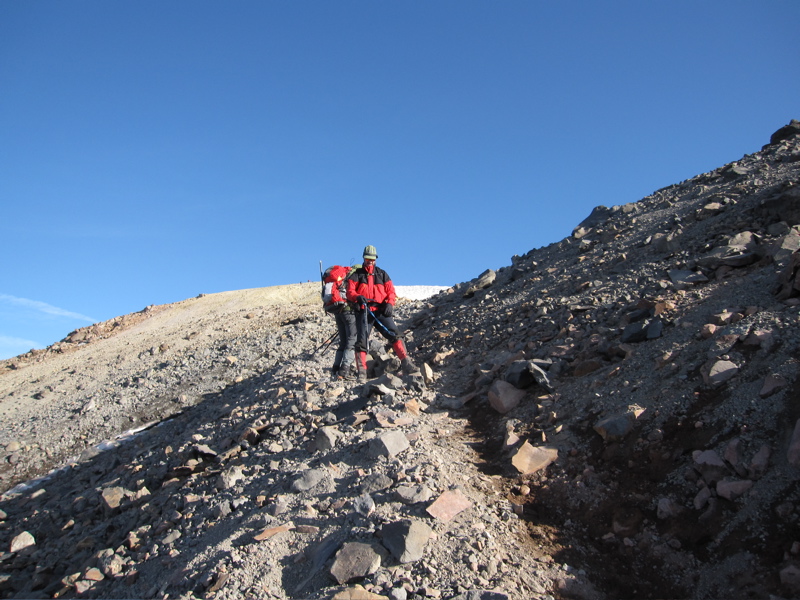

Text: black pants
xmin=333 ymin=311 xmax=357 ymax=370
xmin=354 ymin=308 xmax=399 ymax=353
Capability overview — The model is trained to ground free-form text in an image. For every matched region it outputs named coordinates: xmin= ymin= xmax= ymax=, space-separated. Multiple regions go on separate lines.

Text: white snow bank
xmin=395 ymin=285 xmax=449 ymax=300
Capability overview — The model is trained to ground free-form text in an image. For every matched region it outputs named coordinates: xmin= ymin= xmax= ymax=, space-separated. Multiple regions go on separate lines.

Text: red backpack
xmin=321 ymin=265 xmax=352 ymax=313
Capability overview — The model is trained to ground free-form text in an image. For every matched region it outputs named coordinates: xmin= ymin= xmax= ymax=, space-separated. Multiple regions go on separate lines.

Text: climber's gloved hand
xmin=381 ymin=302 xmax=393 ymax=317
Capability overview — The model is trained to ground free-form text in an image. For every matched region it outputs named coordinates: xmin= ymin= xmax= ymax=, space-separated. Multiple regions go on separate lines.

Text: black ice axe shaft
xmin=360 ymin=301 xmax=394 ymax=338
xmin=319 ymin=260 xmax=324 ymax=299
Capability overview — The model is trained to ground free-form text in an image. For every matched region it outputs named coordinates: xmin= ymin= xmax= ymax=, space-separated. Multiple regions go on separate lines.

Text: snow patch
xmin=395 ymin=286 xmax=449 ymax=300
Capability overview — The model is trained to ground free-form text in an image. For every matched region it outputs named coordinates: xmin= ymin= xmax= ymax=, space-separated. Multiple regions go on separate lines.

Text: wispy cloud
xmin=0 ymin=294 xmax=96 ymax=323
xmin=0 ymin=334 xmax=42 ymax=360
xmin=0 ymin=335 xmax=40 ymax=347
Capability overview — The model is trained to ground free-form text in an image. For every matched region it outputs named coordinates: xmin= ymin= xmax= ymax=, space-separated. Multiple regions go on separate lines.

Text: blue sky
xmin=1 ymin=1 xmax=798 ymax=360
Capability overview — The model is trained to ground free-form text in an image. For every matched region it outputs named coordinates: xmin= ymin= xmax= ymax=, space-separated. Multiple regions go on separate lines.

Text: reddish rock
xmin=512 ymin=441 xmax=558 ymax=475
xmin=743 ymin=329 xmax=774 ymax=348
xmin=426 ymin=489 xmax=472 ymax=522
xmin=101 ymin=486 xmax=127 ymax=510
xmin=84 ymin=568 xmax=104 ymax=582
xmin=711 ymin=311 xmax=742 ymax=326
xmin=432 ymin=348 xmax=457 ymax=365
xmin=254 ymin=524 xmax=293 ymax=541
xmin=74 ymin=580 xmax=96 ymax=594
xmin=331 ymin=585 xmax=389 ymax=600
xmin=701 ymin=324 xmax=718 ymax=339
xmin=710 ymin=312 xmax=729 ymax=325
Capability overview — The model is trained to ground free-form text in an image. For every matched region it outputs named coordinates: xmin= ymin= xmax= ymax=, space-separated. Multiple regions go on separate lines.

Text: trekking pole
xmin=318 ymin=333 xmax=338 ymax=355
xmin=312 ymin=330 xmax=339 ymax=356
xmin=316 ymin=333 xmax=338 ymax=356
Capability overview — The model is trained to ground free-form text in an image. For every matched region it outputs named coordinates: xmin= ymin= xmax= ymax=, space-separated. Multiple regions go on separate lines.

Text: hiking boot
xmin=401 ymin=357 xmax=420 ymax=375
xmin=330 ymin=367 xmax=339 ymax=381
xmin=338 ymin=365 xmax=355 ymax=381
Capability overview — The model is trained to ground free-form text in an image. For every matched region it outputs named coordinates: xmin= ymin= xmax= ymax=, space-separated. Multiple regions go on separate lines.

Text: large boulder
xmin=464 ymin=269 xmax=496 ymax=298
xmin=574 ymin=205 xmax=614 ymax=232
xmin=758 ymin=187 xmax=800 ymax=227
xmin=769 ymin=119 xmax=800 ymax=145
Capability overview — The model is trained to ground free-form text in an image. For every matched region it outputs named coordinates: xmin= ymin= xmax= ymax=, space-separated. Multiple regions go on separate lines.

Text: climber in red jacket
xmin=346 ymin=244 xmax=419 ymax=382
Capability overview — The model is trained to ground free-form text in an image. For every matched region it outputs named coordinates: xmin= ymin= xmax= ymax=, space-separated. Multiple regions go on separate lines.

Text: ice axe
xmin=358 ymin=298 xmax=395 ymax=339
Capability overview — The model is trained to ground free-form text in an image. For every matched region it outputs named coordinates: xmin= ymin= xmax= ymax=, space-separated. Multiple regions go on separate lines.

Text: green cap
xmin=363 ymin=245 xmax=378 ymax=260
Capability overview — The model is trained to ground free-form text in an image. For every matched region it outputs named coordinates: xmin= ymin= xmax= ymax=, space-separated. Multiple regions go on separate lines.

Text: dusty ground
xmin=0 ymin=285 xmax=322 ymax=486
xmin=0 ymin=285 xmax=572 ymax=600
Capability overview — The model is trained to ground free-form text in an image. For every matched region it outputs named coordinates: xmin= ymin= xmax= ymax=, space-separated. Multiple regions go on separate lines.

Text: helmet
xmin=363 ymin=245 xmax=378 ymax=260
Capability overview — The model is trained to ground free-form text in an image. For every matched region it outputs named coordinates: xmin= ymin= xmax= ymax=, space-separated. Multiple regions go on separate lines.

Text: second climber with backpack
xmin=321 ymin=264 xmax=358 ymax=380
xmin=346 ymin=244 xmax=419 ymax=382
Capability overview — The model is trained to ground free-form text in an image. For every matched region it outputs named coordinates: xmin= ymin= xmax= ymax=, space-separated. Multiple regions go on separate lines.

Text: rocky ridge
xmin=1 ymin=120 xmax=800 ymax=599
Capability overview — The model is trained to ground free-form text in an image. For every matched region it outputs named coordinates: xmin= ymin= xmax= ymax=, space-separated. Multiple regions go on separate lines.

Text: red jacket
xmin=346 ymin=264 xmax=396 ymax=309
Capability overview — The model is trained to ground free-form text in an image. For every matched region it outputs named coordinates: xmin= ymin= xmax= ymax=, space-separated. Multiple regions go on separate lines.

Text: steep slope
xmin=1 ymin=120 xmax=799 ymax=600
xmin=404 ymin=119 xmax=800 ymax=599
